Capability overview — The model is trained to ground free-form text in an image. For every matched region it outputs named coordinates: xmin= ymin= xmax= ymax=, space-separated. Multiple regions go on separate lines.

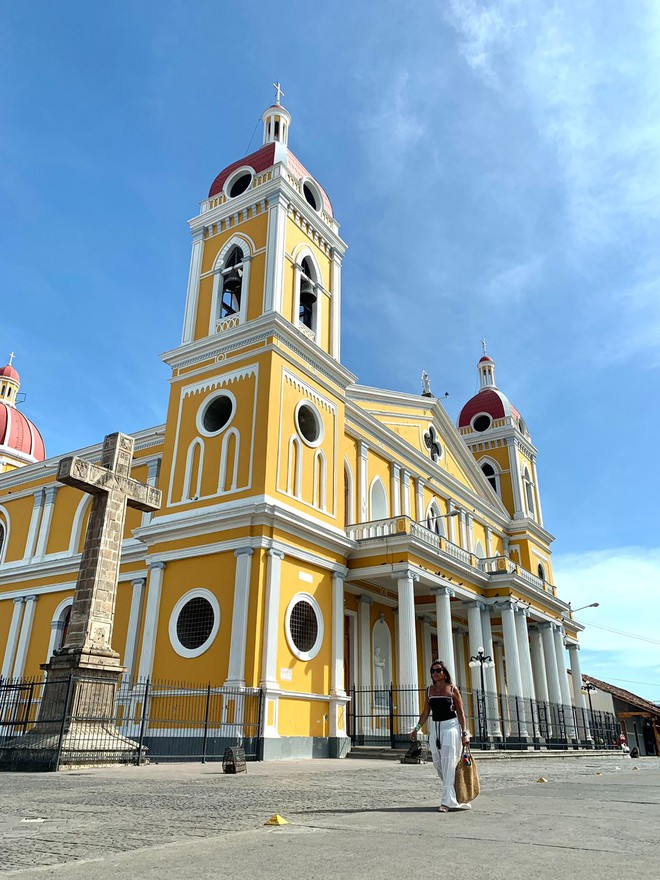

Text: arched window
xmin=425 ymin=501 xmax=446 ymax=536
xmin=219 ymin=428 xmax=240 ymax=493
xmin=313 ymin=449 xmax=327 ymax=510
xmin=523 ymin=467 xmax=535 ymax=516
xmin=287 ymin=436 xmax=303 ymax=498
xmin=183 ymin=438 xmax=204 ymax=501
xmin=369 ymin=477 xmax=388 ymax=520
xmin=480 ymin=460 xmax=500 ymax=496
xmin=0 ymin=520 xmax=6 ymax=563
xmin=219 ymin=246 xmax=244 ymax=319
xmin=537 ymin=563 xmax=545 ymax=581
xmin=298 ymin=257 xmax=318 ymax=332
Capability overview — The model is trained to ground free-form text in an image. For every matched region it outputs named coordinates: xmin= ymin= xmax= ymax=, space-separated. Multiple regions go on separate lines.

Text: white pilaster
xmin=358 ymin=442 xmax=368 ymax=522
xmin=330 ymin=248 xmax=342 ymax=360
xmin=401 ymin=470 xmax=411 ymax=516
xmin=448 ymin=502 xmax=459 ymax=544
xmin=466 ymin=514 xmax=474 ymax=554
xmin=507 ymin=439 xmax=525 ymax=520
xmin=485 ymin=526 xmax=493 ymax=558
xmin=1 ymin=597 xmax=25 ymax=679
xmin=421 ymin=616 xmax=433 ymax=682
xmin=415 ymin=477 xmax=425 ymax=523
xmin=432 ymin=586 xmax=455 ymax=682
xmin=390 ymin=464 xmax=401 ymax=516
xmin=23 ymin=491 xmax=45 ymax=560
xmin=181 ymin=229 xmax=205 ymax=343
xmin=358 ymin=595 xmax=373 ymax=736
xmin=459 ymin=510 xmax=468 ymax=548
xmin=141 ymin=459 xmax=161 ymax=527
xmin=34 ymin=486 xmax=57 ymax=559
xmin=263 ymin=194 xmax=288 ymax=314
xmin=123 ymin=578 xmax=145 ymax=683
xmin=329 ymin=572 xmax=349 ymax=741
xmin=136 ymin=561 xmax=166 ymax=681
xmin=261 ymin=548 xmax=284 ymax=688
xmin=225 ymin=548 xmax=254 ymax=688
xmin=531 ymin=455 xmax=544 ymax=526
xmin=12 ymin=595 xmax=37 ymax=678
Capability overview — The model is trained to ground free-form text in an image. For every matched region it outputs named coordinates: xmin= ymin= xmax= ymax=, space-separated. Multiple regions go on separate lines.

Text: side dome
xmin=0 ymin=402 xmax=46 ymax=462
xmin=0 ymin=364 xmax=20 ymax=381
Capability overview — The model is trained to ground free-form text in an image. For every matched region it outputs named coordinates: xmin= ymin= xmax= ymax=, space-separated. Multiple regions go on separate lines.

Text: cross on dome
xmin=481 ymin=338 xmax=487 ymax=356
xmin=272 ymin=81 xmax=285 ymax=105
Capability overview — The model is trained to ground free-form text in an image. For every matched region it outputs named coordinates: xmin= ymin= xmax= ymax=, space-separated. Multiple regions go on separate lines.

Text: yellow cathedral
xmin=0 ymin=96 xmax=591 ymax=759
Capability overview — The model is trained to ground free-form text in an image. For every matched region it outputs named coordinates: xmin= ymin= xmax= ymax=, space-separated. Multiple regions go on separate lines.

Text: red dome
xmin=0 ymin=364 xmax=20 ymax=381
xmin=208 ymin=143 xmax=334 ymax=216
xmin=458 ymin=388 xmax=520 ymax=429
xmin=478 ymin=355 xmax=493 ymax=364
xmin=0 ymin=401 xmax=46 ymax=462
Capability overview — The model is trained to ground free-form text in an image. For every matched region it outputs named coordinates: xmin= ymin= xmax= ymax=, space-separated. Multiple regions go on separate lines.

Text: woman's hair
xmin=430 ymin=660 xmax=453 ymax=685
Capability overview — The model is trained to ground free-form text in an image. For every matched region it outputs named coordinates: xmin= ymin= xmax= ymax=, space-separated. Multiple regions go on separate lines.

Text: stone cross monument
xmin=0 ymin=432 xmax=161 ymax=771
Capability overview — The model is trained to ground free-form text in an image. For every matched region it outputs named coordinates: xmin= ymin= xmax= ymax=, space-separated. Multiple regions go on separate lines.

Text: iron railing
xmin=0 ymin=676 xmax=263 ymax=770
xmin=348 ymin=684 xmax=620 ymax=751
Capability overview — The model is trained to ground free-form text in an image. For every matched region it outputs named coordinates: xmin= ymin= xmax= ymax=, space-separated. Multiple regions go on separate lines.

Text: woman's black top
xmin=428 ymin=687 xmax=457 ymax=722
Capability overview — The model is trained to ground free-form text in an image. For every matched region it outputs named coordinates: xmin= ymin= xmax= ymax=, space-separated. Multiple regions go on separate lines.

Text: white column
xmin=448 ymin=502 xmax=459 ymax=544
xmin=459 ymin=510 xmax=468 ymax=548
xmin=567 ymin=642 xmax=591 ymax=742
xmin=123 ymin=578 xmax=145 ymax=683
xmin=330 ymin=248 xmax=342 ymax=360
xmin=181 ymin=229 xmax=205 ymax=343
xmin=432 ymin=586 xmax=455 ymax=682
xmin=465 ymin=601 xmax=485 ymax=692
xmin=507 ymin=439 xmax=525 ymax=519
xmin=358 ymin=442 xmax=368 ymax=522
xmin=494 ymin=640 xmax=509 ymax=735
xmin=500 ymin=600 xmax=528 ymax=737
xmin=454 ymin=629 xmax=467 ymax=690
xmin=394 ymin=571 xmax=419 ymax=690
xmin=225 ymin=548 xmax=254 ymax=688
xmin=554 ymin=625 xmax=576 ymax=738
xmin=238 ymin=252 xmax=252 ymax=326
xmin=529 ymin=626 xmax=549 ymax=703
xmin=515 ymin=607 xmax=538 ymax=737
xmin=390 ymin=464 xmax=401 ymax=516
xmin=1 ymin=597 xmax=25 ymax=679
xmin=415 ymin=478 xmax=425 ymax=523
xmin=480 ymin=606 xmax=502 ymax=737
xmin=358 ymin=595 xmax=373 ymax=736
xmin=23 ymin=491 xmax=45 ymax=560
xmin=136 ymin=561 xmax=166 ymax=681
xmin=401 ymin=471 xmax=411 ymax=516
xmin=421 ymin=616 xmax=433 ymax=681
xmin=485 ymin=526 xmax=493 ymax=558
xmin=263 ymin=194 xmax=288 ymax=314
xmin=540 ymin=622 xmax=562 ymax=706
xmin=261 ymin=548 xmax=284 ymax=688
xmin=34 ymin=486 xmax=57 ymax=559
xmin=329 ymin=572 xmax=349 ymax=741
xmin=12 ymin=595 xmax=37 ymax=678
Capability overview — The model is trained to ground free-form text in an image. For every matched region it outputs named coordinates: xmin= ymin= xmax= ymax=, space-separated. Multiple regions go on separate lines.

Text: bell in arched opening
xmin=221 ymin=265 xmax=243 ymax=317
xmin=299 ymin=275 xmax=316 ymax=329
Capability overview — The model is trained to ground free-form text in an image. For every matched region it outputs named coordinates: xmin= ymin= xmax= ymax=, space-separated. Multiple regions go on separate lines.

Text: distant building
xmin=582 ymin=675 xmax=660 ymax=756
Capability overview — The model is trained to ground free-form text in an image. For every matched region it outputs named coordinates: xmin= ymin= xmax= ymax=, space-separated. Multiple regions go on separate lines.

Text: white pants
xmin=429 ymin=717 xmax=468 ymax=809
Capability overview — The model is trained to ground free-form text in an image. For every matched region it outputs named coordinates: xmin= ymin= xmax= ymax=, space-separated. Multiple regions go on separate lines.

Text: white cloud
xmin=482 ymin=255 xmax=544 ymax=304
xmin=553 ymin=548 xmax=660 ymax=702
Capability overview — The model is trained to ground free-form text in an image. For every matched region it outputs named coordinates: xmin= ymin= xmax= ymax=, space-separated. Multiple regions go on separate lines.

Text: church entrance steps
xmin=347 ymin=745 xmax=629 ymax=761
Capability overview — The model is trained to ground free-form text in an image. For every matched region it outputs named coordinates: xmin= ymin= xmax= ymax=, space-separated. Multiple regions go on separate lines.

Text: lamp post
xmin=582 ymin=680 xmax=599 ymax=744
xmin=569 ymin=602 xmax=599 ymax=614
xmin=469 ymin=647 xmax=495 ymax=749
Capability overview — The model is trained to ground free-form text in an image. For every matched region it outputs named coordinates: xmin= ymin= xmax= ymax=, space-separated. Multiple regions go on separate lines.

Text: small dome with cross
xmin=0 ymin=354 xmax=46 ymax=464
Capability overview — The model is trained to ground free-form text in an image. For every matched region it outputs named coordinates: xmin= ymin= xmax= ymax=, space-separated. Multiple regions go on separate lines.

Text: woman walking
xmin=411 ymin=661 xmax=471 ymax=812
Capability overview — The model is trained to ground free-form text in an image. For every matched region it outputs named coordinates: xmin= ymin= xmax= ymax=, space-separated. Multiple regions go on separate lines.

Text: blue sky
xmin=1 ymin=1 xmax=659 ymax=700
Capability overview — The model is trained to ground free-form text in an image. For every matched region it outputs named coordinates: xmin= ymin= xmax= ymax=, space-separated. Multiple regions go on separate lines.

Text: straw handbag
xmin=454 ymin=747 xmax=480 ymax=803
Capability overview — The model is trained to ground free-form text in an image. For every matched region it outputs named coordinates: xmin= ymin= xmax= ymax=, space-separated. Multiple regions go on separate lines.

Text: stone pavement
xmin=1 ymin=754 xmax=658 ymax=879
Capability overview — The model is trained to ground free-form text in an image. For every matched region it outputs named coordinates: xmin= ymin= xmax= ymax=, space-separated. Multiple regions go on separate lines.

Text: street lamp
xmin=469 ymin=647 xmax=495 ymax=749
xmin=570 ymin=602 xmax=600 ymax=613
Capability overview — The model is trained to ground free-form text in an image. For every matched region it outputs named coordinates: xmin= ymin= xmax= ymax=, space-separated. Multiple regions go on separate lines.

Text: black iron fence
xmin=348 ymin=685 xmax=620 ymax=751
xmin=0 ymin=676 xmax=263 ymax=771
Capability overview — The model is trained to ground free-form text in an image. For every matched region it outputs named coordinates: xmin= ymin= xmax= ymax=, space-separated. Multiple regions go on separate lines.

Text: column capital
xmin=431 ymin=586 xmax=455 ymax=599
xmin=566 ymin=641 xmax=579 ymax=651
xmin=267 ymin=548 xmax=285 ymax=560
xmin=24 ymin=595 xmax=38 ymax=605
xmin=421 ymin=615 xmax=433 ymax=625
xmin=148 ymin=560 xmax=166 ymax=572
xmin=464 ymin=599 xmax=485 ymax=611
xmin=538 ymin=621 xmax=554 ymax=631
xmin=332 ymin=568 xmax=349 ymax=582
xmin=13 ymin=596 xmax=26 ymax=605
xmin=514 ymin=604 xmax=530 ymax=617
xmin=359 ymin=441 xmax=369 ymax=459
xmin=392 ymin=569 xmax=419 ymax=584
xmin=234 ymin=547 xmax=254 ymax=558
xmin=131 ymin=577 xmax=146 ymax=588
xmin=358 ymin=594 xmax=373 ymax=606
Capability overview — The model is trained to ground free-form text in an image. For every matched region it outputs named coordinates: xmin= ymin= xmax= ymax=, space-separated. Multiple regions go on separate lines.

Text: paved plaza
xmin=1 ymin=754 xmax=658 ymax=879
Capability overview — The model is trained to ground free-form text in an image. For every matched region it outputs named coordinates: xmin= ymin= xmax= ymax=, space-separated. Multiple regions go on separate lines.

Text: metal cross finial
xmin=481 ymin=338 xmax=487 ymax=356
xmin=273 ymin=81 xmax=285 ymax=104
xmin=8 ymin=351 xmax=15 ymax=365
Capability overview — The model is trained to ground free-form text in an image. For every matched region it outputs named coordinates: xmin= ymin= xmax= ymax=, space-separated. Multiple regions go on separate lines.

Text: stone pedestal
xmin=0 ymin=649 xmax=141 ymax=772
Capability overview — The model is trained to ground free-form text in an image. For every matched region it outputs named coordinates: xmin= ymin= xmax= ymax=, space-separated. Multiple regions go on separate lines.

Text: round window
xmin=169 ymin=590 xmax=220 ymax=658
xmin=303 ymin=182 xmax=320 ymax=210
xmin=228 ymin=172 xmax=252 ymax=198
xmin=200 ymin=394 xmax=234 ymax=434
xmin=295 ymin=401 xmax=323 ymax=446
xmin=285 ymin=594 xmax=324 ymax=661
xmin=472 ymin=414 xmax=492 ymax=433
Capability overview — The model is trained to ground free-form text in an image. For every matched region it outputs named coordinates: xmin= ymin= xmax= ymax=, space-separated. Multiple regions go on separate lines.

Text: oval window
xmin=229 ymin=172 xmax=252 ymax=198
xmin=296 ymin=402 xmax=322 ymax=445
xmin=472 ymin=414 xmax=492 ymax=433
xmin=285 ymin=594 xmax=324 ymax=661
xmin=303 ymin=182 xmax=320 ymax=210
xmin=201 ymin=394 xmax=234 ymax=434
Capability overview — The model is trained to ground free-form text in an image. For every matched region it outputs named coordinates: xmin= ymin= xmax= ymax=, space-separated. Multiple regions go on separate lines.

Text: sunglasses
xmin=431 ymin=668 xmax=444 ymax=674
